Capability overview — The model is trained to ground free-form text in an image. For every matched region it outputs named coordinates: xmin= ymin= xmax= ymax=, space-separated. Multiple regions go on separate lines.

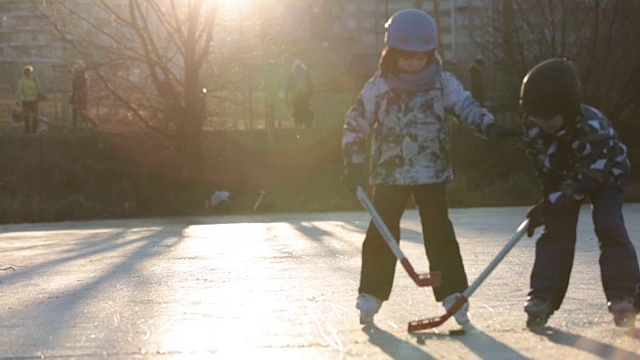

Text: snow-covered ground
xmin=1 ymin=205 xmax=640 ymax=359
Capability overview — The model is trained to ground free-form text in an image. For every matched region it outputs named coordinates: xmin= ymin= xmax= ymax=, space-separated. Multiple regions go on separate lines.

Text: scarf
xmin=384 ymin=54 xmax=443 ymax=95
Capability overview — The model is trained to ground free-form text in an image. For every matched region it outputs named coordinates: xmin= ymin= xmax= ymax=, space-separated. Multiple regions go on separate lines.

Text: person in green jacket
xmin=16 ymin=65 xmax=41 ymax=134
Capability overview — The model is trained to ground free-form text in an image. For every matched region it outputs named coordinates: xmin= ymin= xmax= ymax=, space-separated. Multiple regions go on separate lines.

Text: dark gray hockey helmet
xmin=520 ymin=58 xmax=581 ymax=118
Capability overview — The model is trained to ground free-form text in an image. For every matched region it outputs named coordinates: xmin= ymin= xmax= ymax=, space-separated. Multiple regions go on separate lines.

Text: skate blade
xmin=613 ymin=313 xmax=636 ymax=328
xmin=526 ymin=317 xmax=549 ymax=332
xmin=625 ymin=327 xmax=640 ymax=338
xmin=360 ymin=318 xmax=374 ymax=325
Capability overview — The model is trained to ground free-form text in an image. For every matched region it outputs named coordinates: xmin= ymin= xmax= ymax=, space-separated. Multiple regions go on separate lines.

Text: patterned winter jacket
xmin=522 ymin=104 xmax=630 ymax=205
xmin=342 ymin=71 xmax=496 ymax=185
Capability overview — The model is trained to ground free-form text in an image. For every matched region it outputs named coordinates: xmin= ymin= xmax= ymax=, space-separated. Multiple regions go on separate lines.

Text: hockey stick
xmin=253 ymin=191 xmax=266 ymax=211
xmin=357 ymin=186 xmax=442 ymax=287
xmin=408 ymin=218 xmax=530 ymax=332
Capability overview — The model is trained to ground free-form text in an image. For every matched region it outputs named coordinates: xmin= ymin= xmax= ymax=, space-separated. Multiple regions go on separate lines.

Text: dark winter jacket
xmin=522 ymin=104 xmax=630 ymax=204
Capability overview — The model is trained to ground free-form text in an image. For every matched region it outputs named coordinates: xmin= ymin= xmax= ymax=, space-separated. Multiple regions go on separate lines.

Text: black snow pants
xmin=529 ymin=183 xmax=640 ymax=312
xmin=358 ymin=184 xmax=468 ymax=302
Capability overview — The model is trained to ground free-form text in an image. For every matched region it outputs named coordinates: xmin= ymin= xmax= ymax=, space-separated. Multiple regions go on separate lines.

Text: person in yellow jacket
xmin=16 ymin=65 xmax=41 ymax=134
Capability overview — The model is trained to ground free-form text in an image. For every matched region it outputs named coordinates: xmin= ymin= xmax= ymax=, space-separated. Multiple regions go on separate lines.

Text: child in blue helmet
xmin=520 ymin=58 xmax=640 ymax=329
xmin=341 ymin=9 xmax=516 ymax=325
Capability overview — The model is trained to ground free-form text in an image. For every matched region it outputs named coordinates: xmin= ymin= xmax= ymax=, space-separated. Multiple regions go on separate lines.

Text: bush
xmin=0 ymin=127 xmax=544 ymax=224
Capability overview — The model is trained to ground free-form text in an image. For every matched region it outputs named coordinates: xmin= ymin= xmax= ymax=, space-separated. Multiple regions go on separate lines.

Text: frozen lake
xmin=1 ymin=205 xmax=640 ymax=358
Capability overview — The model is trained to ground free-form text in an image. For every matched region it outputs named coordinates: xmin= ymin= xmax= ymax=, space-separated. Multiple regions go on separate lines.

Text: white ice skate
xmin=443 ymin=292 xmax=470 ymax=325
xmin=608 ymin=297 xmax=637 ymax=328
xmin=356 ymin=293 xmax=382 ymax=324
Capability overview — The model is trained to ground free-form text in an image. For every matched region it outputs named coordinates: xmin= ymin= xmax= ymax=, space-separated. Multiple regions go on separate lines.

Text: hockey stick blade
xmin=408 ymin=218 xmax=529 ymax=333
xmin=400 ymin=258 xmax=442 ymax=287
xmin=408 ymin=295 xmax=468 ymax=332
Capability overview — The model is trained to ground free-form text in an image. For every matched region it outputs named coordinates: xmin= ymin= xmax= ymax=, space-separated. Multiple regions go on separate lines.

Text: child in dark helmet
xmin=520 ymin=58 xmax=640 ymax=329
xmin=341 ymin=9 xmax=516 ymax=326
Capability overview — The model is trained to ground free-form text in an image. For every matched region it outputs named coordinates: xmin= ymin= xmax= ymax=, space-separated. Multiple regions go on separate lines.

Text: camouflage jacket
xmin=523 ymin=104 xmax=630 ymax=204
xmin=342 ymin=71 xmax=495 ymax=185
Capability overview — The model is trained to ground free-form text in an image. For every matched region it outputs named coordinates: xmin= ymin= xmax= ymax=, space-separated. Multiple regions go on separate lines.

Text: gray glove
xmin=526 ymin=201 xmax=550 ymax=237
xmin=485 ymin=123 xmax=521 ymax=147
xmin=342 ymin=163 xmax=366 ymax=194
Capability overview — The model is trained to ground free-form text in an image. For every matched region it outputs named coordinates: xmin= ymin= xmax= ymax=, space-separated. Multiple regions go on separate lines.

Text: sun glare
xmin=219 ymin=0 xmax=257 ymax=19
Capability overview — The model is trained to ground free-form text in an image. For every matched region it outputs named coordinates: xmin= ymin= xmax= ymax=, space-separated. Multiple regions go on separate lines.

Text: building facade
xmin=0 ymin=0 xmax=68 ymax=93
xmin=323 ymin=0 xmax=490 ymax=84
xmin=0 ymin=0 xmax=493 ymax=127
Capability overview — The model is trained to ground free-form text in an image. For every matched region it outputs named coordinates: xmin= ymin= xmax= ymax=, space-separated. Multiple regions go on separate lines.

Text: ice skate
xmin=443 ymin=292 xmax=470 ymax=325
xmin=608 ymin=297 xmax=637 ymax=328
xmin=356 ymin=293 xmax=382 ymax=324
xmin=525 ymin=297 xmax=551 ymax=329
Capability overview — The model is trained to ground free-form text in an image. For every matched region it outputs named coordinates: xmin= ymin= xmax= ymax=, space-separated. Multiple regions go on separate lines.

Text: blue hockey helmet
xmin=385 ymin=9 xmax=438 ymax=52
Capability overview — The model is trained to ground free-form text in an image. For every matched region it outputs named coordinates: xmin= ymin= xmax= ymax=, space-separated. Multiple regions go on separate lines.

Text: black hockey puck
xmin=449 ymin=329 xmax=466 ymax=336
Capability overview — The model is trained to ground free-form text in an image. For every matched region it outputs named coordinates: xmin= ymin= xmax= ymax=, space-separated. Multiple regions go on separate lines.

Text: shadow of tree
xmin=0 ymin=225 xmax=186 ymax=351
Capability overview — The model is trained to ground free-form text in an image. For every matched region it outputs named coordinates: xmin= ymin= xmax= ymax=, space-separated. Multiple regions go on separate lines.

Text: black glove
xmin=342 ymin=163 xmax=366 ymax=194
xmin=526 ymin=201 xmax=550 ymax=237
xmin=485 ymin=123 xmax=521 ymax=147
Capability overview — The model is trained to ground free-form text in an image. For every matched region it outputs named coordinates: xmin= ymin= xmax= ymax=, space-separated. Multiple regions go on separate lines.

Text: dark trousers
xmin=529 ymin=183 xmax=640 ymax=312
xmin=292 ymin=96 xmax=312 ymax=128
xmin=359 ymin=184 xmax=468 ymax=302
xmin=22 ymin=101 xmax=39 ymax=134
xmin=72 ymin=108 xmax=87 ymax=129
xmin=70 ymin=95 xmax=88 ymax=130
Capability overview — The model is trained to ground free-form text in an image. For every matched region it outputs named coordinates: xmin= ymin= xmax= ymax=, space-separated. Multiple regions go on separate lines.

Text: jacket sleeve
xmin=441 ymin=71 xmax=495 ymax=136
xmin=342 ymin=75 xmax=381 ymax=165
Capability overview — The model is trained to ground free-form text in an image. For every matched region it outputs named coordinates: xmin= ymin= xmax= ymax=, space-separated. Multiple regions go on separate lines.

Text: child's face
xmin=397 ymin=51 xmax=431 ymax=73
xmin=532 ymin=114 xmax=564 ymax=133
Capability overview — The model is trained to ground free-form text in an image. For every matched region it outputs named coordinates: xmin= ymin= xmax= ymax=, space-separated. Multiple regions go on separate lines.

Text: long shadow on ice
xmin=537 ymin=327 xmax=639 ymax=360
xmin=362 ymin=324 xmax=437 ymax=359
xmin=412 ymin=323 xmax=527 ymax=359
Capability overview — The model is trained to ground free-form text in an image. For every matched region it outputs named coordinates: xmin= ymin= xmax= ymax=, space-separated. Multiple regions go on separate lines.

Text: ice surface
xmin=1 ymin=205 xmax=640 ymax=358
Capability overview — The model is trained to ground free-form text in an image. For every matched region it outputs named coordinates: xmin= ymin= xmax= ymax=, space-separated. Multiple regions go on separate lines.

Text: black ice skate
xmin=525 ymin=297 xmax=551 ymax=329
xmin=608 ymin=297 xmax=637 ymax=328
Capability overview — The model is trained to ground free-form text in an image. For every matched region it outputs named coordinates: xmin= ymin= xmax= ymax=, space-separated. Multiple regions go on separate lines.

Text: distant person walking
xmin=16 ymin=65 xmax=41 ymax=135
xmin=286 ymin=59 xmax=314 ymax=128
xmin=468 ymin=56 xmax=485 ymax=105
xmin=69 ymin=64 xmax=89 ymax=129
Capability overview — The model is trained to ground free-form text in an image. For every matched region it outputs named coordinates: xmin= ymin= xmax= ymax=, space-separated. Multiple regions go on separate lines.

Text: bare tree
xmin=212 ymin=0 xmax=322 ymax=130
xmin=33 ymin=0 xmax=220 ymax=182
xmin=478 ymin=0 xmax=640 ymax=123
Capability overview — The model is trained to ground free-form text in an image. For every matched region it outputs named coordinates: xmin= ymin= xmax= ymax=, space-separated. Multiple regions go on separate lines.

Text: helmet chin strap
xmin=397 ymin=54 xmax=435 ymax=74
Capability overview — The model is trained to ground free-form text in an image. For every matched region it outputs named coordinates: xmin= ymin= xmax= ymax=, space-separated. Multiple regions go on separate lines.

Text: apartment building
xmin=0 ymin=0 xmax=68 ymax=92
xmin=0 ymin=0 xmax=494 ymax=127
xmin=323 ymin=0 xmax=490 ymax=83
xmin=0 ymin=0 xmax=491 ymax=88
xmin=0 ymin=0 xmax=132 ymax=92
